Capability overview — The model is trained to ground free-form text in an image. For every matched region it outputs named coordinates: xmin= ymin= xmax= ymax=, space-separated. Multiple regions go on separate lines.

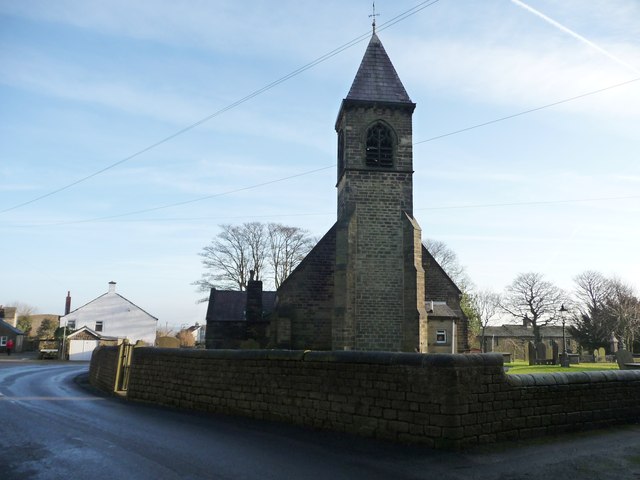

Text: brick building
xmin=206 ymin=32 xmax=468 ymax=353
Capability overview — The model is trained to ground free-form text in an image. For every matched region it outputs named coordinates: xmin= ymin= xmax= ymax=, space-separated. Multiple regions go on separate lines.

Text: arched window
xmin=365 ymin=123 xmax=393 ymax=167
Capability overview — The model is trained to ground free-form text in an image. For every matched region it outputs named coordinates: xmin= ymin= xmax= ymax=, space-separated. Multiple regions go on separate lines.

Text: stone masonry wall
xmin=90 ymin=348 xmax=640 ymax=449
xmin=333 ymin=103 xmax=418 ymax=352
xmin=89 ymin=345 xmax=119 ymax=393
xmin=274 ymin=225 xmax=336 ymax=350
xmin=423 ymin=247 xmax=469 ymax=352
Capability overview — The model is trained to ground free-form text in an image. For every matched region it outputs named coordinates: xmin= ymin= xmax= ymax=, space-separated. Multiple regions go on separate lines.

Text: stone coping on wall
xmin=507 ymin=369 xmax=640 ymax=386
xmin=98 ymin=346 xmax=640 ymax=386
xmin=133 ymin=347 xmax=506 ymax=367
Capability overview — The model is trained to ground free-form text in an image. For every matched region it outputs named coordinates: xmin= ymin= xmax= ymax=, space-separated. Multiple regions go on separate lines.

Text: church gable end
xmin=273 ymin=225 xmax=337 ymax=350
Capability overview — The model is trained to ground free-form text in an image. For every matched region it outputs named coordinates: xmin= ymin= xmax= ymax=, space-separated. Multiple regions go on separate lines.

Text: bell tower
xmin=333 ymin=33 xmax=428 ymax=352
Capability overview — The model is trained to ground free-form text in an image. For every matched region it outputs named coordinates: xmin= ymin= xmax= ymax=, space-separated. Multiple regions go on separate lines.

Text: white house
xmin=186 ymin=323 xmax=206 ymax=345
xmin=60 ymin=282 xmax=158 ymax=360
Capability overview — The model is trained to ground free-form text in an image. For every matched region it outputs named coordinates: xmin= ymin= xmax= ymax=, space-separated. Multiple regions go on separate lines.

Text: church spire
xmin=345 ymin=32 xmax=412 ymax=104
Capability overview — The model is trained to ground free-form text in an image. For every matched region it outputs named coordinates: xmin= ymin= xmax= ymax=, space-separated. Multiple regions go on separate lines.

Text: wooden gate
xmin=114 ymin=341 xmax=134 ymax=393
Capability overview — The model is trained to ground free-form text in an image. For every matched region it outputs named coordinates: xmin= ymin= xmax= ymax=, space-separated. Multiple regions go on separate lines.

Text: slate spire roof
xmin=346 ymin=33 xmax=412 ymax=104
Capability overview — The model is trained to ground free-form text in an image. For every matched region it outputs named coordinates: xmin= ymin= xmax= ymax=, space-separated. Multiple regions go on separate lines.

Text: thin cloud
xmin=511 ymin=0 xmax=640 ymax=75
xmin=402 ymin=40 xmax=640 ymax=121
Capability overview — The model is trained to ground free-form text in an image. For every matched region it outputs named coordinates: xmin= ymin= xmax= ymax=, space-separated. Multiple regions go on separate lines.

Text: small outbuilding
xmin=64 ymin=326 xmax=118 ymax=361
xmin=0 ymin=318 xmax=24 ymax=354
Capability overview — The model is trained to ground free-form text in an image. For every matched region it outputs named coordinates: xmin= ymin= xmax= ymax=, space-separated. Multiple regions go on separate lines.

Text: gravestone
xmin=616 ymin=349 xmax=634 ymax=370
xmin=536 ymin=342 xmax=547 ymax=360
xmin=528 ymin=342 xmax=536 ymax=366
xmin=551 ymin=340 xmax=559 ymax=364
xmin=598 ymin=347 xmax=606 ymax=362
xmin=593 ymin=348 xmax=599 ymax=362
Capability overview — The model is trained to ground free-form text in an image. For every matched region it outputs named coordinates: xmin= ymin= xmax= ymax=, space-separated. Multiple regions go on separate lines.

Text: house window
xmin=95 ymin=321 xmax=103 ymax=332
xmin=436 ymin=330 xmax=447 ymax=344
xmin=67 ymin=320 xmax=76 ymax=330
xmin=0 ymin=336 xmax=6 ymax=346
xmin=365 ymin=123 xmax=393 ymax=167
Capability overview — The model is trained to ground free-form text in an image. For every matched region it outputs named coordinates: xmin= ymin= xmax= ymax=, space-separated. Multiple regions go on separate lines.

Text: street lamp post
xmin=559 ymin=304 xmax=569 ymax=367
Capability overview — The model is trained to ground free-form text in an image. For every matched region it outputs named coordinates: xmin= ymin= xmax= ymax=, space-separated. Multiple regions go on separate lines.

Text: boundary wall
xmin=89 ymin=347 xmax=640 ymax=448
xmin=89 ymin=346 xmax=119 ymax=392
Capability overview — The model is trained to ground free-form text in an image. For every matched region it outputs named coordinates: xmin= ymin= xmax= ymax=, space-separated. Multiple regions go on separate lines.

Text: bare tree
xmin=193 ymin=223 xmax=266 ymax=298
xmin=244 ymin=222 xmax=268 ymax=282
xmin=471 ymin=290 xmax=501 ymax=352
xmin=423 ymin=239 xmax=477 ymax=343
xmin=574 ymin=271 xmax=613 ymax=313
xmin=268 ymin=223 xmax=315 ymax=289
xmin=607 ymin=279 xmax=640 ymax=351
xmin=500 ymin=272 xmax=565 ymax=344
xmin=570 ymin=272 xmax=640 ymax=352
xmin=570 ymin=271 xmax=617 ymax=351
xmin=194 ymin=222 xmax=315 ymax=300
xmin=423 ymin=239 xmax=471 ymax=290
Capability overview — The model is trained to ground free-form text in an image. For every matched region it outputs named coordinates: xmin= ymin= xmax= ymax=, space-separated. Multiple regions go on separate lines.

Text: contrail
xmin=511 ymin=0 xmax=640 ymax=75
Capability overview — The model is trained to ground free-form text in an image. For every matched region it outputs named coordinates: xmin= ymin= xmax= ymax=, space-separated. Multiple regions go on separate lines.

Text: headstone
xmin=615 ymin=349 xmax=634 ymax=370
xmin=598 ymin=347 xmax=606 ymax=363
xmin=593 ymin=349 xmax=599 ymax=362
xmin=551 ymin=340 xmax=559 ymax=364
xmin=536 ymin=342 xmax=547 ymax=361
xmin=528 ymin=342 xmax=536 ymax=366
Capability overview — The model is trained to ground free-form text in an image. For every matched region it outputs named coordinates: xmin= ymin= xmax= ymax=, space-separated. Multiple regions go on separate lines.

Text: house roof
xmin=483 ymin=324 xmax=570 ymax=338
xmin=426 ymin=301 xmax=458 ymax=318
xmin=67 ymin=326 xmax=101 ymax=340
xmin=345 ymin=33 xmax=412 ymax=104
xmin=422 ymin=246 xmax=463 ymax=297
xmin=0 ymin=318 xmax=24 ymax=335
xmin=206 ymin=290 xmax=276 ymax=322
xmin=66 ymin=326 xmax=118 ymax=341
xmin=61 ymin=290 xmax=158 ymax=321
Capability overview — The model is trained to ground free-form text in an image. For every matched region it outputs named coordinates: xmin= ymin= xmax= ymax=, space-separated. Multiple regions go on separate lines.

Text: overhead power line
xmin=10 ymin=71 xmax=639 ymax=228
xmin=0 ymin=0 xmax=440 ymax=216
xmin=29 ymin=73 xmax=638 ymax=227
xmin=415 ymin=195 xmax=640 ymax=211
xmin=414 ymin=76 xmax=640 ymax=144
xmin=41 ymin=165 xmax=335 ymax=226
xmin=10 ymin=193 xmax=639 ymax=228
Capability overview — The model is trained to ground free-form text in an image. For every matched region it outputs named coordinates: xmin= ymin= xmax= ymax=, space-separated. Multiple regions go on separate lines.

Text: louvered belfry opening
xmin=365 ymin=123 xmax=393 ymax=167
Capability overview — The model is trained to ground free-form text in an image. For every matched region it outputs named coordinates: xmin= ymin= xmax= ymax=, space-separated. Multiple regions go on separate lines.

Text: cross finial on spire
xmin=369 ymin=2 xmax=379 ymax=34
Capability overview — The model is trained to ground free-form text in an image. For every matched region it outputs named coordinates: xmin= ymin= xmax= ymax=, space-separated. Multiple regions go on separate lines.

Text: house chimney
xmin=245 ymin=272 xmax=263 ymax=323
xmin=65 ymin=291 xmax=71 ymax=315
xmin=108 ymin=281 xmax=116 ymax=293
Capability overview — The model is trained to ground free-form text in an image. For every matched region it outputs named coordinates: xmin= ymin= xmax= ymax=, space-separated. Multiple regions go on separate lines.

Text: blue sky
xmin=1 ymin=0 xmax=639 ymax=330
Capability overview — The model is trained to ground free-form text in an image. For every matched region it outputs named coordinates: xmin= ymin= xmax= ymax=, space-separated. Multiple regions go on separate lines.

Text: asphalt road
xmin=1 ymin=358 xmax=639 ymax=480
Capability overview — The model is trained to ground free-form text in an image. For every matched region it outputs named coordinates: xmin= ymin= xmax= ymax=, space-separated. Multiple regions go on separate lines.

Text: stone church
xmin=206 ymin=32 xmax=469 ymax=353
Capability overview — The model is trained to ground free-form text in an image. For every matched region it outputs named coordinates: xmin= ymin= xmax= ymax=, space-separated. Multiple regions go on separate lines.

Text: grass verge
xmin=504 ymin=362 xmax=619 ymax=374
